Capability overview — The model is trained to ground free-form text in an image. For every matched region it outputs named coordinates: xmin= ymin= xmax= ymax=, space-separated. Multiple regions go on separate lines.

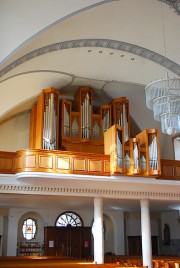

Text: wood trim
xmin=0 ymin=151 xmax=16 ymax=174
xmin=0 ymin=150 xmax=179 ymax=180
xmin=157 ymin=159 xmax=180 ymax=180
xmin=14 ymin=149 xmax=110 ymax=176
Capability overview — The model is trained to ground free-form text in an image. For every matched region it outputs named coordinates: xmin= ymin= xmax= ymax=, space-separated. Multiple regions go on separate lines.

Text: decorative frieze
xmin=1 ymin=39 xmax=179 ymax=78
xmin=0 ymin=184 xmax=179 ymax=201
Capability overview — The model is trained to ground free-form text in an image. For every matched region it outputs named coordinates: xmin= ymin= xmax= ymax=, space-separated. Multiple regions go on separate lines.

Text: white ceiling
xmin=0 ymin=0 xmax=180 ymax=213
xmin=0 ymin=192 xmax=179 ymax=213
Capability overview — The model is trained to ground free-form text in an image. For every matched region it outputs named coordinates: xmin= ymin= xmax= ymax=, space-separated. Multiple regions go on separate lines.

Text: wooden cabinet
xmin=44 ymin=226 xmax=91 ymax=259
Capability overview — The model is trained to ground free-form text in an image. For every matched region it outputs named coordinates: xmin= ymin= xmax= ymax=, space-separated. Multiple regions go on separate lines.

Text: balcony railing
xmin=0 ymin=150 xmax=110 ymax=177
xmin=0 ymin=150 xmax=179 ymax=180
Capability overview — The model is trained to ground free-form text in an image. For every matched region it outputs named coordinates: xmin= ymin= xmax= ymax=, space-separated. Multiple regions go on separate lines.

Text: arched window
xmin=22 ymin=218 xmax=37 ymax=240
xmin=55 ymin=211 xmax=83 ymax=227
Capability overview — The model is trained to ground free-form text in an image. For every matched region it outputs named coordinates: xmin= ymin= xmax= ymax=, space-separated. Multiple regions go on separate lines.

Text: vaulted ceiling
xmin=0 ymin=0 xmax=180 ymax=155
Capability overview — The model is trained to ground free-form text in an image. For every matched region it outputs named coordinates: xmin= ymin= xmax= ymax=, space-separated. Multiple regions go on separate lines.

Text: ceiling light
xmin=145 ymin=78 xmax=180 ymax=135
xmin=145 ymin=2 xmax=180 ymax=135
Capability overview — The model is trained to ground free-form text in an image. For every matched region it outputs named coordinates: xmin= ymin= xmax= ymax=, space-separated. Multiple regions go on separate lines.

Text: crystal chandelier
xmin=145 ymin=2 xmax=180 ymax=136
xmin=145 ymin=78 xmax=180 ymax=135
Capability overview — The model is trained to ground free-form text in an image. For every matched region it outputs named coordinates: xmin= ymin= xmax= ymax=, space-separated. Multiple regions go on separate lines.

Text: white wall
xmin=0 ymin=113 xmax=30 ymax=152
xmin=106 ymin=210 xmax=125 ymax=255
xmin=6 ymin=207 xmax=94 ymax=256
xmin=161 ymin=210 xmax=180 ymax=239
xmin=126 ymin=213 xmax=159 ymax=236
xmin=174 ymin=138 xmax=180 ymax=160
xmin=5 ymin=207 xmax=126 ymax=256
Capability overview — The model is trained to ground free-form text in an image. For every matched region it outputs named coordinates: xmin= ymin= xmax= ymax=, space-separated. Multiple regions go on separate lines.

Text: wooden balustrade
xmin=0 ymin=150 xmax=179 ymax=180
xmin=157 ymin=159 xmax=180 ymax=180
xmin=0 ymin=151 xmax=16 ymax=174
xmin=15 ymin=149 xmax=110 ymax=176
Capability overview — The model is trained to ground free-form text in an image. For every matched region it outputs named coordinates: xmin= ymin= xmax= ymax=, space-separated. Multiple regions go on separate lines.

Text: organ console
xmin=29 ymin=86 xmax=161 ymax=177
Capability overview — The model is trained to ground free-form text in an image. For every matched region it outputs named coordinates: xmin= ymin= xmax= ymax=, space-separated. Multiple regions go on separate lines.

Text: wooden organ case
xmin=29 ymin=86 xmax=161 ymax=177
xmin=30 ymin=87 xmax=60 ymax=150
xmin=61 ymin=86 xmax=114 ymax=153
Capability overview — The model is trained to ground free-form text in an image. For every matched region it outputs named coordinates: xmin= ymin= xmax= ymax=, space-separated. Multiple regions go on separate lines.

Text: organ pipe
xmin=116 ymin=129 xmax=123 ymax=168
xmin=102 ymin=107 xmax=111 ymax=137
xmin=140 ymin=154 xmax=146 ymax=171
xmin=133 ymin=143 xmax=139 ymax=169
xmin=64 ymin=103 xmax=70 ymax=137
xmin=43 ymin=92 xmax=57 ymax=150
xmin=148 ymin=135 xmax=158 ymax=170
xmin=111 ymin=98 xmax=130 ymax=143
xmin=81 ymin=92 xmax=91 ymax=139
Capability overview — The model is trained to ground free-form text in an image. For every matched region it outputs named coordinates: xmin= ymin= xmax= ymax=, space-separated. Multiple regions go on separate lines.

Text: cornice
xmin=0 ymin=39 xmax=180 ymax=78
xmin=0 ymin=184 xmax=180 ymax=201
xmin=161 ymin=0 xmax=180 ymax=14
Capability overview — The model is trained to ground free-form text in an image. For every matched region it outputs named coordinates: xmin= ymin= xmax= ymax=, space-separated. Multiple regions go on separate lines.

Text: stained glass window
xmin=22 ymin=218 xmax=36 ymax=240
xmin=55 ymin=211 xmax=83 ymax=227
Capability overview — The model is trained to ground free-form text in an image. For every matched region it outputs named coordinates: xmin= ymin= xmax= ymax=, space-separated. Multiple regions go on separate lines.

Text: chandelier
xmin=145 ymin=78 xmax=180 ymax=135
xmin=145 ymin=2 xmax=180 ymax=136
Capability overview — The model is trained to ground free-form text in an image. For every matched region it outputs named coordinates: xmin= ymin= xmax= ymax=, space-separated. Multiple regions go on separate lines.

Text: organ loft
xmin=29 ymin=86 xmax=161 ymax=177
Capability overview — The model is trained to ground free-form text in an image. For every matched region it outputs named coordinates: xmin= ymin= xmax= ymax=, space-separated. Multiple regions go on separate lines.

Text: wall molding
xmin=0 ymin=184 xmax=180 ymax=201
xmin=1 ymin=39 xmax=180 ymax=78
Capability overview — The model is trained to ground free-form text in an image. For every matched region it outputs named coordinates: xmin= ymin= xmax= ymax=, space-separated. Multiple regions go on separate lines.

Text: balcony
xmin=0 ymin=150 xmax=179 ymax=180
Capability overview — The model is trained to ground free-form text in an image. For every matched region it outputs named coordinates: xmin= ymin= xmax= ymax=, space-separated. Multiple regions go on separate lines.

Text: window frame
xmin=22 ymin=218 xmax=37 ymax=240
xmin=55 ymin=211 xmax=84 ymax=227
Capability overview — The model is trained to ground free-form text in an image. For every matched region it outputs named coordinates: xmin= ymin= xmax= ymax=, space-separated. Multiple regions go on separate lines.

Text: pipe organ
xmin=111 ymin=98 xmax=130 ymax=142
xmin=29 ymin=87 xmax=60 ymax=150
xmin=43 ymin=92 xmax=58 ymax=150
xmin=29 ymin=86 xmax=161 ymax=177
xmin=104 ymin=125 xmax=160 ymax=176
xmin=59 ymin=87 xmax=130 ymax=153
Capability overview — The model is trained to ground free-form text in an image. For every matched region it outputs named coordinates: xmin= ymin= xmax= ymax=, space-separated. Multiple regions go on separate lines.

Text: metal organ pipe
xmin=81 ymin=92 xmax=91 ymax=139
xmin=133 ymin=143 xmax=139 ymax=169
xmin=140 ymin=154 xmax=146 ymax=171
xmin=123 ymin=103 xmax=128 ymax=142
xmin=64 ymin=104 xmax=70 ymax=137
xmin=116 ymin=130 xmax=123 ymax=168
xmin=148 ymin=136 xmax=158 ymax=170
xmin=43 ymin=93 xmax=57 ymax=150
xmin=102 ymin=109 xmax=110 ymax=137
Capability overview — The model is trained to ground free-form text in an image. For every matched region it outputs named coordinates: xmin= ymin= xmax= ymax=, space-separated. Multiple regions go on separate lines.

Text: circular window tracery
xmin=55 ymin=211 xmax=83 ymax=227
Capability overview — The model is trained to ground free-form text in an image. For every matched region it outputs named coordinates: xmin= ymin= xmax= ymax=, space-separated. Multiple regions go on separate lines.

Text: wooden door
xmin=128 ymin=236 xmax=159 ymax=256
xmin=81 ymin=227 xmax=91 ymax=259
xmin=69 ymin=227 xmax=81 ymax=258
xmin=152 ymin=236 xmax=158 ymax=255
xmin=56 ymin=227 xmax=68 ymax=257
xmin=44 ymin=226 xmax=91 ymax=258
xmin=128 ymin=236 xmax=142 ymax=256
xmin=44 ymin=226 xmax=57 ymax=256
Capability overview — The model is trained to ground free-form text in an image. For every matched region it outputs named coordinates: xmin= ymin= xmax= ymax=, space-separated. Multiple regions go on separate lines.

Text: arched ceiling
xmin=0 ymin=0 xmax=180 ymax=147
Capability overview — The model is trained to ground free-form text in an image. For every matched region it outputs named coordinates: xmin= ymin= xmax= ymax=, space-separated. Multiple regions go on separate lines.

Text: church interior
xmin=0 ymin=0 xmax=180 ymax=267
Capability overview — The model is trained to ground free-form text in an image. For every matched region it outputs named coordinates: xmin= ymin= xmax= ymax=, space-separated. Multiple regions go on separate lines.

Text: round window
xmin=55 ymin=211 xmax=83 ymax=227
xmin=22 ymin=218 xmax=37 ymax=240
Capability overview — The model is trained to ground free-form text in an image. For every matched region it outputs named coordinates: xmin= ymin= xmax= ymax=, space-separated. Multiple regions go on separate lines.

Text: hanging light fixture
xmin=145 ymin=78 xmax=180 ymax=135
xmin=145 ymin=2 xmax=180 ymax=136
